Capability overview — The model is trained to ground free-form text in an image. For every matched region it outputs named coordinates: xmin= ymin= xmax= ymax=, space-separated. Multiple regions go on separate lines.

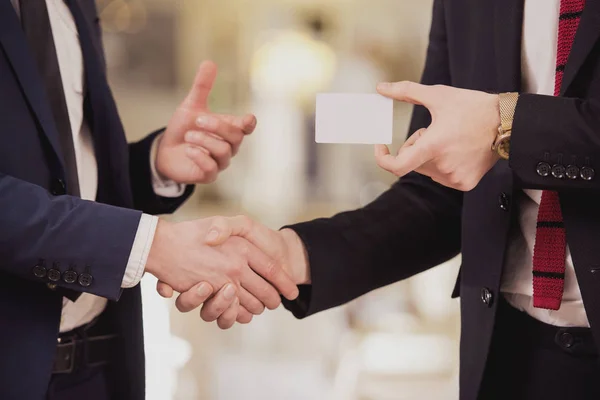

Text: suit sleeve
xmin=283 ymin=0 xmax=462 ymax=318
xmin=0 ymin=173 xmax=142 ymax=300
xmin=510 ymin=95 xmax=600 ymax=189
xmin=128 ymin=129 xmax=194 ymax=215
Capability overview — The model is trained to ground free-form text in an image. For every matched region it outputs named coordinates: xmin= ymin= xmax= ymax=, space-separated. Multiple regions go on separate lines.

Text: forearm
xmin=0 ymin=173 xmax=141 ymax=300
xmin=510 ymin=94 xmax=600 ymax=189
xmin=283 ymin=172 xmax=463 ymax=318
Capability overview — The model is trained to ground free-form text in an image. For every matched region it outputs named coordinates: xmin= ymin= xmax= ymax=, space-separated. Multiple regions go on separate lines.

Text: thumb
xmin=204 ymin=215 xmax=254 ymax=246
xmin=183 ymin=60 xmax=218 ymax=109
xmin=376 ymin=81 xmax=436 ymax=107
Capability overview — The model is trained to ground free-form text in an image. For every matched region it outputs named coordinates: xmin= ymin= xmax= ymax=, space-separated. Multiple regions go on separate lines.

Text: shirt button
xmin=78 ymin=273 xmax=93 ymax=287
xmin=50 ymin=178 xmax=67 ymax=196
xmin=63 ymin=270 xmax=78 ymax=284
xmin=580 ymin=166 xmax=595 ymax=181
xmin=47 ymin=269 xmax=61 ymax=282
xmin=481 ymin=287 xmax=493 ymax=307
xmin=32 ymin=265 xmax=47 ymax=278
xmin=551 ymin=164 xmax=566 ymax=179
xmin=498 ymin=192 xmax=510 ymax=212
xmin=536 ymin=162 xmax=551 ymax=177
xmin=565 ymin=165 xmax=579 ymax=180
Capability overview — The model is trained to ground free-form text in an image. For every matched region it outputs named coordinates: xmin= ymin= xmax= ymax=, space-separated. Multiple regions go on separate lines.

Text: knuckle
xmin=265 ymin=294 xmax=282 ymax=310
xmin=438 ymin=162 xmax=453 ymax=175
xmin=237 ymin=215 xmax=253 ymax=227
xmin=229 ymin=260 xmax=245 ymax=278
xmin=263 ymin=259 xmax=279 ymax=280
xmin=202 ymin=304 xmax=225 ymax=321
xmin=217 ymin=317 xmax=234 ymax=330
xmin=214 ymin=144 xmax=231 ymax=159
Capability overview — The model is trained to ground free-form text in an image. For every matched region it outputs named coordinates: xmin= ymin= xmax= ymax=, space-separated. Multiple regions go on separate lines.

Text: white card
xmin=315 ymin=93 xmax=393 ymax=144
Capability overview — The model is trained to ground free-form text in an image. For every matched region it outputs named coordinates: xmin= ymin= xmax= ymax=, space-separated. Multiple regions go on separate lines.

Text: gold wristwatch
xmin=492 ymin=92 xmax=519 ymax=160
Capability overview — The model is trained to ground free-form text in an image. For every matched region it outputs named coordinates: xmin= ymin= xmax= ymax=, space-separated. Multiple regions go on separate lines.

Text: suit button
xmin=551 ymin=164 xmax=566 ymax=179
xmin=581 ymin=166 xmax=595 ymax=181
xmin=47 ymin=269 xmax=61 ymax=282
xmin=498 ymin=192 xmax=510 ymax=212
xmin=536 ymin=162 xmax=551 ymax=177
xmin=481 ymin=287 xmax=493 ymax=307
xmin=565 ymin=165 xmax=579 ymax=180
xmin=557 ymin=331 xmax=574 ymax=348
xmin=51 ymin=178 xmax=66 ymax=195
xmin=78 ymin=273 xmax=93 ymax=287
xmin=32 ymin=265 xmax=47 ymax=278
xmin=63 ymin=270 xmax=78 ymax=284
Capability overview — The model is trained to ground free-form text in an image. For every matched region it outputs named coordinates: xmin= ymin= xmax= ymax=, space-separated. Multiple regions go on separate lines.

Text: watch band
xmin=492 ymin=92 xmax=519 ymax=160
xmin=499 ymin=92 xmax=519 ymax=132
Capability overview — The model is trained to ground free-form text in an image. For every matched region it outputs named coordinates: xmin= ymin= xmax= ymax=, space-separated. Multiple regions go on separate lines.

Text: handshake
xmin=144 ymin=216 xmax=311 ymax=329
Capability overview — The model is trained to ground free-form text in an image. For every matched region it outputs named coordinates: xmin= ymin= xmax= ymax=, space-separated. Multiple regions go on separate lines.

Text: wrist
xmin=145 ymin=218 xmax=173 ymax=278
xmin=280 ymin=228 xmax=311 ymax=285
xmin=492 ymin=92 xmax=519 ymax=160
xmin=152 ymin=133 xmax=169 ymax=181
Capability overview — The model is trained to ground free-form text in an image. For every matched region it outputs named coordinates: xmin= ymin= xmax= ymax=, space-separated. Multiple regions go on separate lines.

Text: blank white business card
xmin=315 ymin=93 xmax=393 ymax=144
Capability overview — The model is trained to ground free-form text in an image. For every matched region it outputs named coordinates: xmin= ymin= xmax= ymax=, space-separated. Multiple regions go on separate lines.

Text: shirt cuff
xmin=150 ymin=134 xmax=186 ymax=198
xmin=122 ymin=214 xmax=158 ymax=288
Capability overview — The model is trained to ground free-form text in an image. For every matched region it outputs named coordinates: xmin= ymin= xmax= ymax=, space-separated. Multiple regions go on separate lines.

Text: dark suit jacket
xmin=284 ymin=1 xmax=600 ymax=399
xmin=0 ymin=1 xmax=192 ymax=399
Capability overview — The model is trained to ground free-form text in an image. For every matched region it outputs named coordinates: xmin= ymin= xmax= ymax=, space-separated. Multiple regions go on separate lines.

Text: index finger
xmin=376 ymin=81 xmax=438 ymax=108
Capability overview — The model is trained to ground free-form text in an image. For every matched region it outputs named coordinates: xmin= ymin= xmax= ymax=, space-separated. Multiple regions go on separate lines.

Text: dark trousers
xmin=479 ymin=297 xmax=600 ymax=400
xmin=47 ymin=365 xmax=111 ymax=400
xmin=46 ymin=314 xmax=116 ymax=400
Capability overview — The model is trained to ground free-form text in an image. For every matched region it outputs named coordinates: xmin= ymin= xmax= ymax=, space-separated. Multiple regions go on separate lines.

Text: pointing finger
xmin=183 ymin=60 xmax=218 ymax=109
xmin=376 ymin=81 xmax=438 ymax=107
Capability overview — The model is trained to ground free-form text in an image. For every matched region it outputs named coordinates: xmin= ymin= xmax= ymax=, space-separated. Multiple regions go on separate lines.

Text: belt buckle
xmin=55 ymin=335 xmax=77 ymax=374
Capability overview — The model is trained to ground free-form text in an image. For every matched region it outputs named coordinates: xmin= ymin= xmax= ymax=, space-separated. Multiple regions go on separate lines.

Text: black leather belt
xmin=53 ymin=334 xmax=117 ymax=374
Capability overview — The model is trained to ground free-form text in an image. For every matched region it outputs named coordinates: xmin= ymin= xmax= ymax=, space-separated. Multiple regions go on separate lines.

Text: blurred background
xmin=99 ymin=0 xmax=461 ymax=398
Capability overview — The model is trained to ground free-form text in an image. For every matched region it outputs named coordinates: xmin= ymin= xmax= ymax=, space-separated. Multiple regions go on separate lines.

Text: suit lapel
xmin=493 ymin=0 xmax=525 ymax=92
xmin=0 ymin=1 xmax=65 ymax=168
xmin=560 ymin=1 xmax=600 ymax=95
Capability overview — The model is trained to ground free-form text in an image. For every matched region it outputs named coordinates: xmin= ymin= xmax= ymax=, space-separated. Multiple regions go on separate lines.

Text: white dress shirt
xmin=11 ymin=0 xmax=185 ymax=332
xmin=501 ymin=0 xmax=590 ymax=327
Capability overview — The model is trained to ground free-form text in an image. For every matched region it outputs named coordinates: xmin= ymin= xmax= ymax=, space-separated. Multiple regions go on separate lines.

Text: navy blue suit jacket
xmin=0 ymin=1 xmax=192 ymax=398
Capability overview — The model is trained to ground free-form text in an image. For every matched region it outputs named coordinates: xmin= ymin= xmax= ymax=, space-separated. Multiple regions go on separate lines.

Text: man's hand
xmin=146 ymin=216 xmax=300 ymax=329
xmin=155 ymin=61 xmax=257 ymax=184
xmin=157 ymin=216 xmax=311 ymax=329
xmin=374 ymin=82 xmax=501 ymax=191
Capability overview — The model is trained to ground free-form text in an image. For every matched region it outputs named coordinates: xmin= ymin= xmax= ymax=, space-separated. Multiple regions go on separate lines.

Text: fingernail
xmin=185 ymin=146 xmax=200 ymax=156
xmin=197 ymin=283 xmax=211 ymax=297
xmin=196 ymin=116 xmax=216 ymax=130
xmin=377 ymin=82 xmax=391 ymax=90
xmin=185 ymin=131 xmax=200 ymax=143
xmin=223 ymin=284 xmax=236 ymax=300
xmin=206 ymin=229 xmax=219 ymax=242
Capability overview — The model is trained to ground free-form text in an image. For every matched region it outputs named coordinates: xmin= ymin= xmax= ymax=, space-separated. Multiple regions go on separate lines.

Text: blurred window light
xmin=250 ymin=30 xmax=337 ymax=102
